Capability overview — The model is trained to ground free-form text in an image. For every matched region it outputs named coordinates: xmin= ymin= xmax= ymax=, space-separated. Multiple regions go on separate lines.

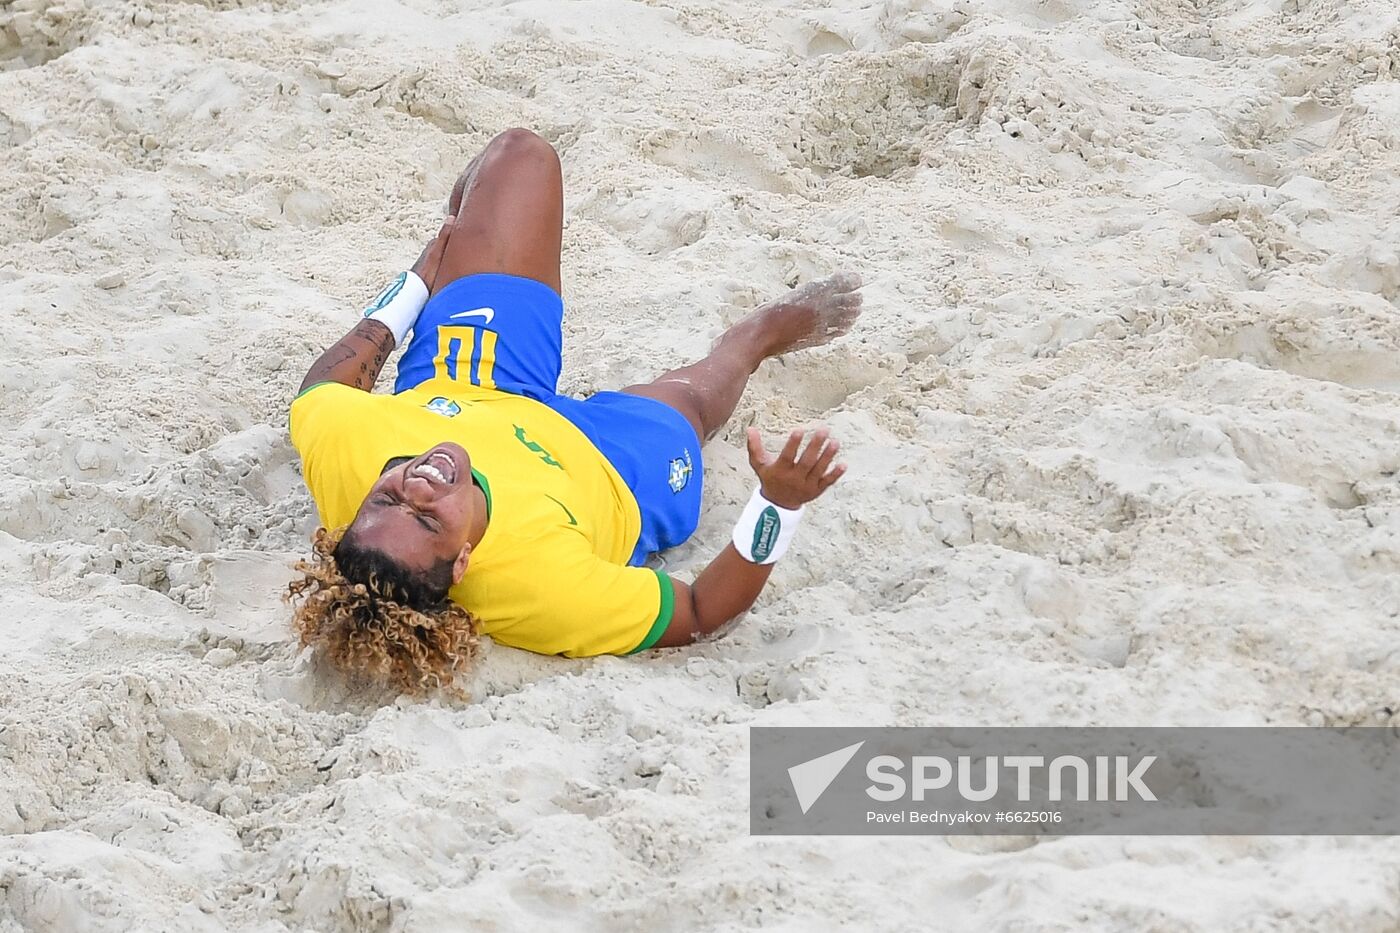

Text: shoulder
xmin=290 ymin=383 xmax=414 ymax=434
xmin=291 ymin=381 xmax=366 ymax=414
xmin=288 ymin=384 xmax=414 ymax=478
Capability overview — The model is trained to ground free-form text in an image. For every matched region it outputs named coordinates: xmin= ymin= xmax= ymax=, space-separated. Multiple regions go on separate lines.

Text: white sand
xmin=2 ymin=0 xmax=1399 ymax=928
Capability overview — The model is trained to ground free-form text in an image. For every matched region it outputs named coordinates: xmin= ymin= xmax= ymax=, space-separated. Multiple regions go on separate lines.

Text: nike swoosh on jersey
xmin=448 ymin=307 xmax=495 ymax=324
xmin=544 ymin=494 xmax=578 ymax=526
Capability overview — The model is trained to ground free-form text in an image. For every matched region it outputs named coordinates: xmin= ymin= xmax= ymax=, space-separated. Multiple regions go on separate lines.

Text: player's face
xmin=348 ymin=443 xmax=477 ymax=572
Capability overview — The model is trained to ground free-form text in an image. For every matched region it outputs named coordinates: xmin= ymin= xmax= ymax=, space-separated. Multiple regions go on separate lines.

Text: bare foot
xmin=747 ymin=272 xmax=864 ymax=357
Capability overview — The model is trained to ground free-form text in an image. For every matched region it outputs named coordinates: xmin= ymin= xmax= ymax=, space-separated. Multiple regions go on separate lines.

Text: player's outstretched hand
xmin=412 ymin=213 xmax=458 ymax=293
xmin=745 ymin=426 xmax=846 ymax=510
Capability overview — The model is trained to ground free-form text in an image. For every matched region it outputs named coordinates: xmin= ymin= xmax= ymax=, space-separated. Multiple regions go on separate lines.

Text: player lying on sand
xmin=287 ymin=128 xmax=863 ymax=693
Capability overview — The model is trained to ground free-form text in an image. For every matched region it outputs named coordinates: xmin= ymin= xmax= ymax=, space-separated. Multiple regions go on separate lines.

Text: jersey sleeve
xmin=480 ymin=545 xmax=676 ymax=658
xmin=288 ymin=382 xmax=374 ymax=529
xmin=289 ymin=381 xmax=353 ymax=452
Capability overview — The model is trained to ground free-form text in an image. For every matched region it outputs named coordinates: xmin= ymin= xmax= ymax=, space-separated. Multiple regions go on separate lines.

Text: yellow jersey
xmin=289 ymin=381 xmax=674 ymax=656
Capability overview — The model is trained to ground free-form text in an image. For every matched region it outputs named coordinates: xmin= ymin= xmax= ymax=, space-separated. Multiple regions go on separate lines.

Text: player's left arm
xmin=296 ymin=215 xmax=455 ymax=395
xmin=654 ymin=427 xmax=844 ymax=647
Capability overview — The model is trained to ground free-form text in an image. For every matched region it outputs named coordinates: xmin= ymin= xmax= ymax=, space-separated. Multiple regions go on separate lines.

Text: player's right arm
xmin=295 ymin=215 xmax=455 ymax=396
xmin=296 ymin=318 xmax=397 ymax=396
xmin=656 ymin=427 xmax=844 ymax=647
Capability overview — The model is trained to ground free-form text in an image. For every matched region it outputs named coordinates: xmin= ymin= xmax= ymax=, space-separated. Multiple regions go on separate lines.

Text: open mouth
xmin=412 ymin=449 xmax=459 ymax=486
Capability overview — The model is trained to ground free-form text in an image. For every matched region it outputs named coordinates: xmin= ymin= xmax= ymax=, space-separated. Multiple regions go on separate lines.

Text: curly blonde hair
xmin=287 ymin=526 xmax=480 ymax=695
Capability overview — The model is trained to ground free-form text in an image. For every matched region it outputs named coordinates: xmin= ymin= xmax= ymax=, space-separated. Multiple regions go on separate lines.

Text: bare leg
xmin=428 ymin=134 xmax=860 ymax=442
xmin=430 ymin=128 xmax=564 ymax=295
xmin=622 ymin=273 xmax=863 ymax=441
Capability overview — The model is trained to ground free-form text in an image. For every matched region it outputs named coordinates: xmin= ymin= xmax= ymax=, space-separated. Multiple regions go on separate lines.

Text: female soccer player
xmin=288 ymin=128 xmax=862 ymax=693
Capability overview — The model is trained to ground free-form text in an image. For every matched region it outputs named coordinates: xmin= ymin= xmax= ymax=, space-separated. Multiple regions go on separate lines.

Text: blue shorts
xmin=394 ymin=273 xmax=703 ymax=565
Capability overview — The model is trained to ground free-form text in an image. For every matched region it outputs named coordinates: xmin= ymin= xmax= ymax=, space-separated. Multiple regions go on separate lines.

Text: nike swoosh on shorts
xmin=449 ymin=307 xmax=495 ymax=324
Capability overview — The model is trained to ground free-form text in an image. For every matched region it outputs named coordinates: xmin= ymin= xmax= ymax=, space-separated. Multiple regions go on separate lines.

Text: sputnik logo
xmin=787 ymin=741 xmax=865 ymax=814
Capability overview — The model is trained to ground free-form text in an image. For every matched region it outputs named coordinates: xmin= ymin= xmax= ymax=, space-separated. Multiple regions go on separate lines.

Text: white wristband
xmin=362 ymin=271 xmax=430 ymax=348
xmin=732 ymin=487 xmax=805 ymax=564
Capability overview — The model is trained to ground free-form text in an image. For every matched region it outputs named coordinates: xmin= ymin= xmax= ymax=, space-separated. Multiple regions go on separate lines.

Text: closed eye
xmin=374 ymin=492 xmax=440 ymax=534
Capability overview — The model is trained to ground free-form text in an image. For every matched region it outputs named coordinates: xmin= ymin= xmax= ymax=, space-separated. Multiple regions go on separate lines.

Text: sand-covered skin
xmin=2 ymin=0 xmax=1399 ymax=929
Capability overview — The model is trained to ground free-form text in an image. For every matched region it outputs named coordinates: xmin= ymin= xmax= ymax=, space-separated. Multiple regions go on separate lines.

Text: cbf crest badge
xmin=667 ymin=449 xmax=693 ymax=493
xmin=424 ymin=397 xmax=461 ymax=417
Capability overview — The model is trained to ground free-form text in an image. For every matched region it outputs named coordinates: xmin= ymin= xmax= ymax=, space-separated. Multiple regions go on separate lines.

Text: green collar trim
xmin=471 ymin=467 xmax=492 ymax=519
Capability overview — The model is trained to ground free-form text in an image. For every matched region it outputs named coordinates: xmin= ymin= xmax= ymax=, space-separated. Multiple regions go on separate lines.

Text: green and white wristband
xmin=363 ymin=270 xmax=430 ymax=348
xmin=732 ymin=487 xmax=804 ymax=564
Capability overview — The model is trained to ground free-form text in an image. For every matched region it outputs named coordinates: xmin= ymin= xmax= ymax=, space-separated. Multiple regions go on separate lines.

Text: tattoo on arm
xmin=298 ymin=319 xmax=396 ymax=394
